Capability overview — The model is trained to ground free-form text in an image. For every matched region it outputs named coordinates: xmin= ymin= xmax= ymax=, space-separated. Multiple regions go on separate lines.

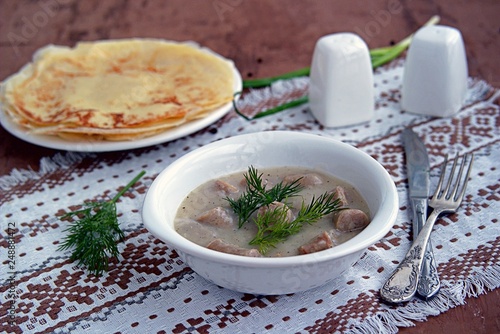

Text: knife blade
xmin=402 ymin=128 xmax=440 ymax=299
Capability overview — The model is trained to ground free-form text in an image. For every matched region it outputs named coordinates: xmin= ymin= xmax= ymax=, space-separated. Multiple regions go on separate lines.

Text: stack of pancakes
xmin=0 ymin=39 xmax=235 ymax=141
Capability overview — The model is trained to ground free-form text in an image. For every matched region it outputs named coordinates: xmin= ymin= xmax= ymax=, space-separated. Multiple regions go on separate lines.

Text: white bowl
xmin=142 ymin=131 xmax=398 ymax=295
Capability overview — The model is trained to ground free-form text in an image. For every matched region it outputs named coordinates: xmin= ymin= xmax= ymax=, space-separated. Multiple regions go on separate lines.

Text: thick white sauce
xmin=175 ymin=166 xmax=370 ymax=257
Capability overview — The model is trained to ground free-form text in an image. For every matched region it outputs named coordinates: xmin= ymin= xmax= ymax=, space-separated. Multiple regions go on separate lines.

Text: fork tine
xmin=444 ymin=154 xmax=459 ymax=200
xmin=449 ymin=154 xmax=465 ymax=200
xmin=454 ymin=153 xmax=474 ymax=202
xmin=432 ymin=154 xmax=448 ymax=200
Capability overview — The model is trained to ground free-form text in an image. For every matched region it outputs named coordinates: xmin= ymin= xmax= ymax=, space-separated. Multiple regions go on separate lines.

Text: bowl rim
xmin=142 ymin=131 xmax=398 ymax=268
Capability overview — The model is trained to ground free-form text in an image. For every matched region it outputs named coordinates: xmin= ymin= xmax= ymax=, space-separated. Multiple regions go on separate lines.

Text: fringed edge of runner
xmin=346 ymin=263 xmax=500 ymax=334
xmin=0 ymin=151 xmax=90 ymax=191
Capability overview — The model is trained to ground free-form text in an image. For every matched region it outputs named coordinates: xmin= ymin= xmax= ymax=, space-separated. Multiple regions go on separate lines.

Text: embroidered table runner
xmin=1 ymin=60 xmax=499 ymax=334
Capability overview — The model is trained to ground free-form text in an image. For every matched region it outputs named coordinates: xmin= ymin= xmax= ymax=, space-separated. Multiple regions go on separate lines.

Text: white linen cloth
xmin=1 ymin=60 xmax=499 ymax=334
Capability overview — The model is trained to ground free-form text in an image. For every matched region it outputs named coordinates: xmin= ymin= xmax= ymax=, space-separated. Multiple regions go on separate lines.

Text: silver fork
xmin=380 ymin=153 xmax=474 ymax=303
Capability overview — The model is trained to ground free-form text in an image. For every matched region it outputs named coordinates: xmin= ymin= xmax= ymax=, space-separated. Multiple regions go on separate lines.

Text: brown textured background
xmin=0 ymin=0 xmax=499 ymax=332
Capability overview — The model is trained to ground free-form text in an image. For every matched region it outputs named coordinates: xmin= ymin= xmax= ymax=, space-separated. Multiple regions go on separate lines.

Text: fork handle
xmin=380 ymin=209 xmax=442 ymax=303
xmin=417 ymin=239 xmax=440 ymax=299
xmin=412 ymin=199 xmax=441 ymax=299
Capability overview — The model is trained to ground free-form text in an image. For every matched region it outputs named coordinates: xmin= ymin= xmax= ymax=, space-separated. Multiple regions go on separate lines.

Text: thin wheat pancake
xmin=0 ymin=39 xmax=235 ymax=141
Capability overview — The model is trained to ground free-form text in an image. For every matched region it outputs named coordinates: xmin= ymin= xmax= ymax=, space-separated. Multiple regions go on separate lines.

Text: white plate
xmin=0 ymin=51 xmax=242 ymax=152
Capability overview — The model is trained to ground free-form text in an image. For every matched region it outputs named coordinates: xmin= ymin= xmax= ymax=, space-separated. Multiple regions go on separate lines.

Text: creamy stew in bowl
xmin=175 ymin=166 xmax=370 ymax=257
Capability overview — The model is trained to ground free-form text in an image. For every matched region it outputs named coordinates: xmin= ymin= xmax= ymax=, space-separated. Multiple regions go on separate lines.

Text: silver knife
xmin=402 ymin=128 xmax=440 ymax=300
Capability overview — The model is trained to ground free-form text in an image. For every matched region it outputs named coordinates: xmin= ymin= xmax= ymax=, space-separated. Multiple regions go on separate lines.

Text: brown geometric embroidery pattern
xmin=477 ymin=182 xmax=500 ymax=202
xmin=101 ymin=241 xmax=168 ymax=290
xmin=1 ymin=178 xmax=46 ymax=206
xmin=0 ymin=163 xmax=81 ymax=206
xmin=440 ymin=236 xmax=500 ymax=283
xmin=0 ymin=231 xmax=186 ymax=332
xmin=172 ymin=294 xmax=280 ymax=333
xmin=376 ymin=88 xmax=401 ymax=108
xmin=0 ymin=150 xmax=158 ymax=205
xmin=25 ymin=270 xmax=97 ymax=320
xmin=359 ymin=106 xmax=499 ymax=182
xmin=1 ymin=185 xmax=145 ymax=246
xmin=302 ymin=237 xmax=500 ymax=333
xmin=1 ymin=63 xmax=498 ymax=334
xmin=303 ymin=291 xmax=384 ymax=333
xmin=173 ymin=299 xmax=245 ymax=333
xmin=19 ymin=215 xmax=59 ymax=238
xmin=3 ymin=152 xmax=498 ymax=333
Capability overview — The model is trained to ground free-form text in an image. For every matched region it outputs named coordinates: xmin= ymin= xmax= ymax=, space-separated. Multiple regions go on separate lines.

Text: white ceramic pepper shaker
xmin=402 ymin=25 xmax=468 ymax=117
xmin=309 ymin=32 xmax=374 ymax=127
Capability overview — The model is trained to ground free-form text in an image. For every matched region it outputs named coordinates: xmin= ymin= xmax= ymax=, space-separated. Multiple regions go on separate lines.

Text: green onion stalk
xmin=233 ymin=15 xmax=440 ymax=120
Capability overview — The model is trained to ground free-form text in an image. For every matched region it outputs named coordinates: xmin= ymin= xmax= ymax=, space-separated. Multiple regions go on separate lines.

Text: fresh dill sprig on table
xmin=225 ymin=166 xmax=303 ymax=228
xmin=57 ymin=171 xmax=145 ymax=276
xmin=249 ymin=192 xmax=342 ymax=254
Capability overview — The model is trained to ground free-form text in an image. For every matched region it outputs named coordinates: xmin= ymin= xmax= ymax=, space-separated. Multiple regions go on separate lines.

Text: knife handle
xmin=380 ymin=209 xmax=441 ymax=303
xmin=412 ymin=199 xmax=441 ymax=299
xmin=417 ymin=241 xmax=440 ymax=299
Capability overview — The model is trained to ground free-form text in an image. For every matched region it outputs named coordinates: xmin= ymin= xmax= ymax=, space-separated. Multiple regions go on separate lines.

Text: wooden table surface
xmin=1 ymin=1 xmax=499 ymax=333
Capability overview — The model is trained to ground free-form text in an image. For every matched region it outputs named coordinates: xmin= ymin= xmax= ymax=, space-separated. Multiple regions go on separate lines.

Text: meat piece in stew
xmin=196 ymin=207 xmax=234 ymax=228
xmin=207 ymin=239 xmax=262 ymax=257
xmin=283 ymin=173 xmax=323 ymax=187
xmin=335 ymin=209 xmax=369 ymax=232
xmin=257 ymin=201 xmax=294 ymax=223
xmin=215 ymin=179 xmax=239 ymax=195
xmin=298 ymin=231 xmax=333 ymax=254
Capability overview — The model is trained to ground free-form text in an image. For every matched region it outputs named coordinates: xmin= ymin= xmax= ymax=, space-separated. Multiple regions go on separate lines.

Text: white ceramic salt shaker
xmin=402 ymin=25 xmax=468 ymax=117
xmin=309 ymin=32 xmax=374 ymax=127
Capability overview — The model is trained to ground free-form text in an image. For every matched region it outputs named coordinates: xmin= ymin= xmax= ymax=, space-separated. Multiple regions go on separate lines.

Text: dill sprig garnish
xmin=225 ymin=166 xmax=303 ymax=228
xmin=225 ymin=166 xmax=343 ymax=254
xmin=249 ymin=192 xmax=342 ymax=254
xmin=58 ymin=171 xmax=145 ymax=276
